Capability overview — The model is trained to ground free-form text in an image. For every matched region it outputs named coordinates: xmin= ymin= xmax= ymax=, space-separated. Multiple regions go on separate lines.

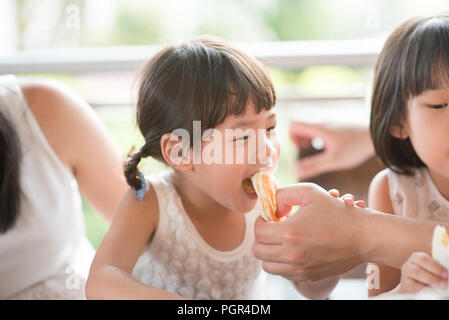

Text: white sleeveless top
xmin=131 ymin=171 xmax=265 ymax=299
xmin=0 ymin=75 xmax=95 ymax=299
xmin=387 ymin=168 xmax=449 ymax=222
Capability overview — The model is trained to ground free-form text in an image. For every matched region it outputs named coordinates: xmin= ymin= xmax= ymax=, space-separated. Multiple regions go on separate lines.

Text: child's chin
xmin=240 ymin=195 xmax=258 ymax=213
xmin=221 ymin=190 xmax=257 ymax=214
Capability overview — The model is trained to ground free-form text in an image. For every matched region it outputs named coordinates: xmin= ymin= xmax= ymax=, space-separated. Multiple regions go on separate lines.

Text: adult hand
xmin=289 ymin=121 xmax=374 ymax=180
xmin=253 ymin=183 xmax=370 ymax=281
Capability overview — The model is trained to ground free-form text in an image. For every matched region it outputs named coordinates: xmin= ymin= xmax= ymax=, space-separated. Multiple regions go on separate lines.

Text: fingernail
xmin=355 ymin=200 xmax=367 ymax=208
xmin=442 ymin=270 xmax=448 ymax=279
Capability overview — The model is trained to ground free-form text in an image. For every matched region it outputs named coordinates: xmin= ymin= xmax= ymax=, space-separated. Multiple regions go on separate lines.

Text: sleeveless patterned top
xmin=131 ymin=171 xmax=265 ymax=299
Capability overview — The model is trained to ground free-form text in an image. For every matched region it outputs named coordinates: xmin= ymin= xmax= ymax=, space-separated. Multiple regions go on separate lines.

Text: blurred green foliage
xmin=110 ymin=7 xmax=163 ymax=45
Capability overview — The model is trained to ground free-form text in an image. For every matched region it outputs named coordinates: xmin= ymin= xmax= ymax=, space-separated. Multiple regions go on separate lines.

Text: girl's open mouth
xmin=242 ymin=177 xmax=256 ymax=194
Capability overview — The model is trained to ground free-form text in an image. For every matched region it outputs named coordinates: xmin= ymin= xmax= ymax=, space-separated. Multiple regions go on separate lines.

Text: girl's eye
xmin=235 ymin=135 xmax=249 ymax=141
xmin=267 ymin=125 xmax=277 ymax=132
xmin=429 ymin=103 xmax=448 ymax=109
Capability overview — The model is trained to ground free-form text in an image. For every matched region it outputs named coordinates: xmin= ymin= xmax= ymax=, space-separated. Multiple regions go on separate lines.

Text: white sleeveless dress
xmin=387 ymin=168 xmax=449 ymax=222
xmin=0 ymin=75 xmax=95 ymax=299
xmin=131 ymin=171 xmax=266 ymax=299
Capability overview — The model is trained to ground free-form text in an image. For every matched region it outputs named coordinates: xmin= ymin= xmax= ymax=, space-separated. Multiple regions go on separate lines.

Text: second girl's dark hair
xmin=0 ymin=109 xmax=22 ymax=233
xmin=370 ymin=15 xmax=449 ymax=175
xmin=125 ymin=36 xmax=276 ymax=190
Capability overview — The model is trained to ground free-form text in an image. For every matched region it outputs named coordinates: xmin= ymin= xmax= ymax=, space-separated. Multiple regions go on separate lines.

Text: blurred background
xmin=1 ymin=0 xmax=448 ymax=299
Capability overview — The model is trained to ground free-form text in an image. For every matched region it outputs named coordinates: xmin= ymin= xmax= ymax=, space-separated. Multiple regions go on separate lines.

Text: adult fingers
xmin=330 ymin=190 xmax=366 ymax=208
xmin=328 ymin=189 xmax=340 ymax=198
xmin=275 ymin=183 xmax=322 ymax=217
xmin=342 ymin=194 xmax=355 ymax=206
xmin=262 ymin=260 xmax=343 ymax=281
xmin=261 ymin=261 xmax=312 ymax=281
xmin=253 ymin=240 xmax=307 ymax=265
xmin=253 ymin=242 xmax=288 ymax=264
xmin=355 ymin=200 xmax=367 ymax=208
xmin=253 ymin=216 xmax=285 ymax=244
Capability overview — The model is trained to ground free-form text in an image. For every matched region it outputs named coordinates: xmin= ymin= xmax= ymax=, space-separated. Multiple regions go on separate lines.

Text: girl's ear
xmin=160 ymin=133 xmax=193 ymax=171
xmin=390 ymin=122 xmax=409 ymax=139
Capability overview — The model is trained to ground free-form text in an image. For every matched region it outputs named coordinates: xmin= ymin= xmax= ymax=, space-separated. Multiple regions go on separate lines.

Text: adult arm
xmin=366 ymin=170 xmax=401 ymax=297
xmin=20 ymin=79 xmax=127 ymax=222
xmin=253 ymin=183 xmax=446 ymax=281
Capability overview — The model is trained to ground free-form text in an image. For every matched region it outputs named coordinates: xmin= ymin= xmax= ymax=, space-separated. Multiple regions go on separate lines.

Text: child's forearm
xmin=292 ymin=276 xmax=340 ymax=300
xmin=86 ymin=265 xmax=186 ymax=300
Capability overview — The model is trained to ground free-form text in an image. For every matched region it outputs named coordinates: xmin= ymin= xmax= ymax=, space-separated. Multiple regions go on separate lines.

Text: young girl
xmin=368 ymin=15 xmax=449 ymax=297
xmin=86 ymin=37 xmax=338 ymax=300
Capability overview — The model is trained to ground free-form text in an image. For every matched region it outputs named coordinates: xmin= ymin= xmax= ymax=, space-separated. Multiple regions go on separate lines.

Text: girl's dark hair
xmin=0 ymin=110 xmax=22 ymax=233
xmin=125 ymin=36 xmax=276 ymax=190
xmin=370 ymin=15 xmax=449 ymax=175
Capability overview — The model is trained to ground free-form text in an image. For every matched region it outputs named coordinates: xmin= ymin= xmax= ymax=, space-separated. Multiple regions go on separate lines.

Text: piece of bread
xmin=431 ymin=225 xmax=449 ymax=294
xmin=432 ymin=225 xmax=449 ymax=271
xmin=251 ymin=171 xmax=284 ymax=222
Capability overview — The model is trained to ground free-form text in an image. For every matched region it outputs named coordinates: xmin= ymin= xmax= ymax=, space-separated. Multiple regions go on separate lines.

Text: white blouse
xmin=131 ymin=170 xmax=266 ymax=299
xmin=387 ymin=167 xmax=449 ymax=222
xmin=0 ymin=75 xmax=95 ymax=299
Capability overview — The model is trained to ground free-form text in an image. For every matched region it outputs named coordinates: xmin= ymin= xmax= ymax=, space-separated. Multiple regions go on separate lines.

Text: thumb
xmin=275 ymin=183 xmax=320 ymax=217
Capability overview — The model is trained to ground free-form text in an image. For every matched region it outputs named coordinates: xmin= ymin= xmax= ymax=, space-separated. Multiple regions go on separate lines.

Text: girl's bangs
xmin=405 ymin=16 xmax=449 ymax=96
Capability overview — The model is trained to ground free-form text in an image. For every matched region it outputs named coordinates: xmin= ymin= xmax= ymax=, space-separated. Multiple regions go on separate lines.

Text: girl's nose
xmin=257 ymin=133 xmax=277 ymax=169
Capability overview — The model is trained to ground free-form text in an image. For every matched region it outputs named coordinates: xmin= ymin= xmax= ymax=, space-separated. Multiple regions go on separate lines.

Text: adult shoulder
xmin=19 ymin=78 xmax=127 ymax=220
xmin=19 ymin=78 xmax=98 ymax=174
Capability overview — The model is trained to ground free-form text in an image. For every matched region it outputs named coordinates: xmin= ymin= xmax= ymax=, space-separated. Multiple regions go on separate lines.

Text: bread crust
xmin=251 ymin=171 xmax=282 ymax=222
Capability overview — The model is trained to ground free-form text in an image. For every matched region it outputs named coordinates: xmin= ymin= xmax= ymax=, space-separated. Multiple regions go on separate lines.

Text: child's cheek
xmin=408 ymin=113 xmax=439 ymax=165
xmin=272 ymin=136 xmax=281 ymax=165
xmin=276 ymin=140 xmax=281 ymax=160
